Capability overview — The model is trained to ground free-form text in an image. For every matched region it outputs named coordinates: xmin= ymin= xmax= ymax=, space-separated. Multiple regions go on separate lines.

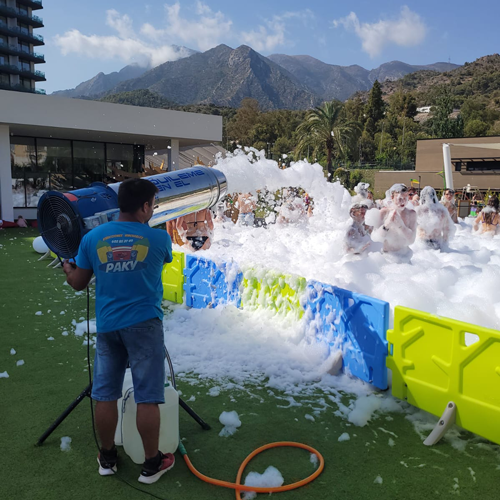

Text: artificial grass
xmin=0 ymin=228 xmax=499 ymax=500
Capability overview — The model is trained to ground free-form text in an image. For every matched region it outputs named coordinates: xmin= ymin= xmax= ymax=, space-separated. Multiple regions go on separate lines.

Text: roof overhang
xmin=0 ymin=90 xmax=222 ymax=147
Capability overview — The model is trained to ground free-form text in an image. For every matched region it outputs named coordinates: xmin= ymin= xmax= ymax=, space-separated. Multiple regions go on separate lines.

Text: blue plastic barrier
xmin=305 ymin=281 xmax=389 ymax=390
xmin=183 ymin=255 xmax=243 ymax=309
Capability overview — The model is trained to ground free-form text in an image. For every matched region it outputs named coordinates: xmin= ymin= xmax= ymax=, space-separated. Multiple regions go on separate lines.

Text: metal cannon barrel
xmin=38 ymin=166 xmax=227 ymax=258
xmin=108 ymin=166 xmax=227 ymax=227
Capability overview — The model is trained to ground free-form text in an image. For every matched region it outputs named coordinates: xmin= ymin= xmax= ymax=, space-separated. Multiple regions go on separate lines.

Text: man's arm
xmin=63 ymin=261 xmax=93 ymax=291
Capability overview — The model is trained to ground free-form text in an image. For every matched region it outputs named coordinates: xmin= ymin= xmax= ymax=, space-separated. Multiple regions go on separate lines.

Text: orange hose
xmin=182 ymin=441 xmax=324 ymax=499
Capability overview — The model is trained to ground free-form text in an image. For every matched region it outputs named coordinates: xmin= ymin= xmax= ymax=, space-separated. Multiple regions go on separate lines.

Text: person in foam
xmin=344 ymin=203 xmax=372 ymax=254
xmin=277 ymin=188 xmax=307 ymax=224
xmin=416 ymin=186 xmax=455 ymax=250
xmin=176 ymin=209 xmax=214 ymax=251
xmin=441 ymin=188 xmax=458 ymax=223
xmin=352 ymin=182 xmax=375 ymax=208
xmin=366 ymin=183 xmax=417 ymax=253
xmin=473 ymin=196 xmax=500 ymax=235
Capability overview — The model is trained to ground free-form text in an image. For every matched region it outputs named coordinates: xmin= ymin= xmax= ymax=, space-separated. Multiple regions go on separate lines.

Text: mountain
xmin=268 ymin=54 xmax=460 ymax=102
xmin=54 ymin=44 xmax=462 ymax=109
xmin=109 ymin=45 xmax=319 ymax=110
xmin=374 ymin=54 xmax=500 ymax=106
xmin=52 ymin=46 xmax=197 ymax=98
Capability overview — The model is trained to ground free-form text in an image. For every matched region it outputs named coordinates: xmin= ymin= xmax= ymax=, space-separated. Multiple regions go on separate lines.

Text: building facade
xmin=0 ymin=90 xmax=223 ymax=221
xmin=375 ymin=136 xmax=500 ymax=195
xmin=0 ymin=0 xmax=45 ymax=94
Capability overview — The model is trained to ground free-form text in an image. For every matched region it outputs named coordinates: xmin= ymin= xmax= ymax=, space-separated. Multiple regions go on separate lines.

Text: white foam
xmin=60 ymin=436 xmax=72 ymax=452
xmin=242 ymin=465 xmax=284 ymax=500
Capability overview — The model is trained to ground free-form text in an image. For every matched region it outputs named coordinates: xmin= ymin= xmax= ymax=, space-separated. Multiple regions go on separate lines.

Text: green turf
xmin=1 ymin=228 xmax=499 ymax=500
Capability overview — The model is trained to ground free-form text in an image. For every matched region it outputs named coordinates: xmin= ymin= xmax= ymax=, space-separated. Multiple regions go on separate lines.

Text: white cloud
xmin=241 ymin=10 xmax=314 ymax=53
xmin=333 ymin=6 xmax=427 ymax=58
xmin=140 ymin=2 xmax=233 ymax=52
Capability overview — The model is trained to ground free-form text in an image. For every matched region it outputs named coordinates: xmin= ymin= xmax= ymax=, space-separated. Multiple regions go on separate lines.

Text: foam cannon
xmin=37 ymin=166 xmax=227 ymax=259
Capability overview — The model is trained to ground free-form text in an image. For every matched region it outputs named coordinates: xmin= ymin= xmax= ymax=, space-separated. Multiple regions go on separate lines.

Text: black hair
xmin=487 ymin=195 xmax=499 ymax=211
xmin=118 ymin=178 xmax=158 ymax=214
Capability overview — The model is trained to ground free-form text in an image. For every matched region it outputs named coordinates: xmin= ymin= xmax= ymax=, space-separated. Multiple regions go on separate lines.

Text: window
xmin=19 ymin=59 xmax=30 ymax=72
xmin=0 ymin=34 xmax=7 ymax=45
xmin=0 ymin=55 xmax=5 ymax=65
xmin=18 ymin=22 xmax=29 ymax=35
xmin=0 ymin=16 xmax=7 ymax=25
xmin=106 ymin=143 xmax=134 ymax=174
xmin=11 ymin=137 xmax=36 ymax=208
xmin=16 ymin=2 xmax=28 ymax=15
xmin=18 ymin=41 xmax=30 ymax=53
xmin=73 ymin=141 xmax=105 ymax=188
xmin=0 ymin=72 xmax=9 ymax=84
xmin=19 ymin=76 xmax=31 ymax=89
xmin=0 ymin=0 xmax=7 ymax=6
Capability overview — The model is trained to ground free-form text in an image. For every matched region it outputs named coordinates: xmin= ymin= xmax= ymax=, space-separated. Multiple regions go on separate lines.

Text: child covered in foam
xmin=416 ymin=186 xmax=455 ymax=250
xmin=344 ymin=203 xmax=372 ymax=255
xmin=365 ymin=183 xmax=417 ymax=253
xmin=351 ymin=182 xmax=375 ymax=208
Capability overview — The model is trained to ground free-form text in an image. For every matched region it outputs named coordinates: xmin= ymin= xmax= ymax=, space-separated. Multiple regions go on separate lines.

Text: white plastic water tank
xmin=117 ymin=369 xmax=179 ymax=464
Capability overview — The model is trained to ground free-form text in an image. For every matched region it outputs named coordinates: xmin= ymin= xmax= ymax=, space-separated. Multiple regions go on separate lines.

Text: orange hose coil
xmin=183 ymin=441 xmax=325 ymax=499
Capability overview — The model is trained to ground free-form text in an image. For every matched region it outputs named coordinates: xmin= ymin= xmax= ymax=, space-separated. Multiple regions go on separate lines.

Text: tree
xmin=365 ymin=80 xmax=386 ymax=124
xmin=430 ymin=90 xmax=464 ymax=138
xmin=295 ymin=100 xmax=360 ymax=180
xmin=226 ymin=98 xmax=261 ymax=147
xmin=464 ymin=119 xmax=489 ymax=137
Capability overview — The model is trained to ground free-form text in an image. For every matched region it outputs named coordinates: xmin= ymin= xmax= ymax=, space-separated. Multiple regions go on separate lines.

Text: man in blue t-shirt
xmin=63 ymin=178 xmax=174 ymax=485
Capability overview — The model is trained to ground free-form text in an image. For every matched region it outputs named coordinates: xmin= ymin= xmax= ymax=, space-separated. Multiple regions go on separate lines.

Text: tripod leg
xmin=36 ymin=384 xmax=92 ymax=446
xmin=179 ymin=397 xmax=211 ymax=430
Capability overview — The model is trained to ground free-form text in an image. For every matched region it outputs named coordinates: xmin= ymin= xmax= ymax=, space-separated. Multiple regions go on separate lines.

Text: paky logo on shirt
xmin=96 ymin=233 xmax=150 ymax=273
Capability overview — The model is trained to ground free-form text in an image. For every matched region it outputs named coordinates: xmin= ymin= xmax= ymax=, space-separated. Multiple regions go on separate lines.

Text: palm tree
xmin=295 ymin=100 xmax=360 ymax=180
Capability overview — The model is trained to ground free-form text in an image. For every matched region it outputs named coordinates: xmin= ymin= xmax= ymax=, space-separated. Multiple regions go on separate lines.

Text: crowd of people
xmin=165 ymin=180 xmax=499 ymax=256
xmin=345 ymin=183 xmax=498 ymax=256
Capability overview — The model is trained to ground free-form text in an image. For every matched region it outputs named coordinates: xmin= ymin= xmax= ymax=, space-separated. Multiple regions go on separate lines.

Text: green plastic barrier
xmin=241 ymin=268 xmax=306 ymax=319
xmin=162 ymin=251 xmax=185 ymax=304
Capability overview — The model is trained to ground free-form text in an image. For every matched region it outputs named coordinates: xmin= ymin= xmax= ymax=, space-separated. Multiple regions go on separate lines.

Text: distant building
xmin=0 ymin=0 xmax=45 ymax=94
xmin=375 ymin=136 xmax=500 ymax=194
xmin=0 ymin=90 xmax=222 ymax=221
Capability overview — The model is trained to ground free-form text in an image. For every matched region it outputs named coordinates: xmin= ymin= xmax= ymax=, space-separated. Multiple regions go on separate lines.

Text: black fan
xmin=38 ymin=193 xmax=82 ymax=259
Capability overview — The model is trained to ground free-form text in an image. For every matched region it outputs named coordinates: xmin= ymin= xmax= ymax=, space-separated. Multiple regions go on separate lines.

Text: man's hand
xmin=63 ymin=260 xmax=93 ymax=291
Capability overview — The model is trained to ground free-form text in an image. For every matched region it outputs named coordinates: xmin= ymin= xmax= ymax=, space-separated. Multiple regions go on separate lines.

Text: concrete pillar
xmin=0 ymin=124 xmax=14 ymax=222
xmin=170 ymin=139 xmax=179 ymax=171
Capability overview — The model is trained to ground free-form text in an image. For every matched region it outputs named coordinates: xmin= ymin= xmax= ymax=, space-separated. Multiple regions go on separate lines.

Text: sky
xmin=39 ymin=0 xmax=500 ymax=94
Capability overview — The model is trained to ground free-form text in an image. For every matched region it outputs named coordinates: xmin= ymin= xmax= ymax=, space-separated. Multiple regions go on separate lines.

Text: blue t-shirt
xmin=76 ymin=221 xmax=172 ymax=333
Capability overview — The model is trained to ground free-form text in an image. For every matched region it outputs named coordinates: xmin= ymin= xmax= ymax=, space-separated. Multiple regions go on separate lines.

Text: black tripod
xmin=36 ymin=361 xmax=211 ymax=447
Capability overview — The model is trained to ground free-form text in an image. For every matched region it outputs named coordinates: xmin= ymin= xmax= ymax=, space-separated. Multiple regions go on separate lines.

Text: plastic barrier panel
xmin=305 ymin=281 xmax=389 ymax=390
xmin=241 ymin=268 xmax=306 ymax=320
xmin=387 ymin=307 xmax=500 ymax=445
xmin=183 ymin=255 xmax=242 ymax=309
xmin=162 ymin=251 xmax=185 ymax=304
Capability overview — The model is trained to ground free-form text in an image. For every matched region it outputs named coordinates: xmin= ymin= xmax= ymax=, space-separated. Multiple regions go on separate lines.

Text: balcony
xmin=0 ymin=5 xmax=44 ymax=28
xmin=0 ymin=40 xmax=45 ymax=63
xmin=16 ymin=0 xmax=43 ymax=11
xmin=0 ymin=21 xmax=44 ymax=46
xmin=0 ymin=61 xmax=46 ymax=81
xmin=0 ymin=81 xmax=45 ymax=93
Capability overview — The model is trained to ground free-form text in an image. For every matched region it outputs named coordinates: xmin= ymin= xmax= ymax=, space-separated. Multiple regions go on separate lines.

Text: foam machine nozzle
xmin=37 ymin=166 xmax=228 ymax=259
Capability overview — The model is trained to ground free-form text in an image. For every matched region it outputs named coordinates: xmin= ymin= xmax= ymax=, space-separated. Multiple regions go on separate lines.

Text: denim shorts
xmin=91 ymin=317 xmax=166 ymax=404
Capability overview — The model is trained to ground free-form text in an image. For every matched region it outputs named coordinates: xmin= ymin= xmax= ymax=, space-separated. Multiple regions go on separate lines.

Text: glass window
xmin=0 ymin=35 xmax=7 ymax=45
xmin=26 ymin=173 xmax=49 ymax=207
xmin=0 ymin=72 xmax=8 ymax=84
xmin=11 ymin=137 xmax=36 ymax=208
xmin=73 ymin=141 xmax=105 ymax=189
xmin=18 ymin=41 xmax=30 ymax=53
xmin=18 ymin=22 xmax=29 ymax=34
xmin=16 ymin=2 xmax=28 ymax=15
xmin=106 ymin=143 xmax=134 ymax=176
xmin=19 ymin=76 xmax=31 ymax=89
xmin=0 ymin=55 xmax=6 ymax=65
xmin=0 ymin=0 xmax=7 ymax=7
xmin=19 ymin=59 xmax=30 ymax=71
xmin=0 ymin=16 xmax=7 ymax=25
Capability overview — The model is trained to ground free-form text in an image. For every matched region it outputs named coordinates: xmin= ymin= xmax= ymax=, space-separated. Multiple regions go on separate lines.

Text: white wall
xmin=0 ymin=124 xmax=14 ymax=221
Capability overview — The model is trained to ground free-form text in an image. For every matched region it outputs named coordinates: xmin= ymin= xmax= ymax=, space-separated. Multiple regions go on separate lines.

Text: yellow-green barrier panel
xmin=162 ymin=251 xmax=185 ymax=304
xmin=387 ymin=306 xmax=500 ymax=445
xmin=241 ymin=268 xmax=306 ymax=319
